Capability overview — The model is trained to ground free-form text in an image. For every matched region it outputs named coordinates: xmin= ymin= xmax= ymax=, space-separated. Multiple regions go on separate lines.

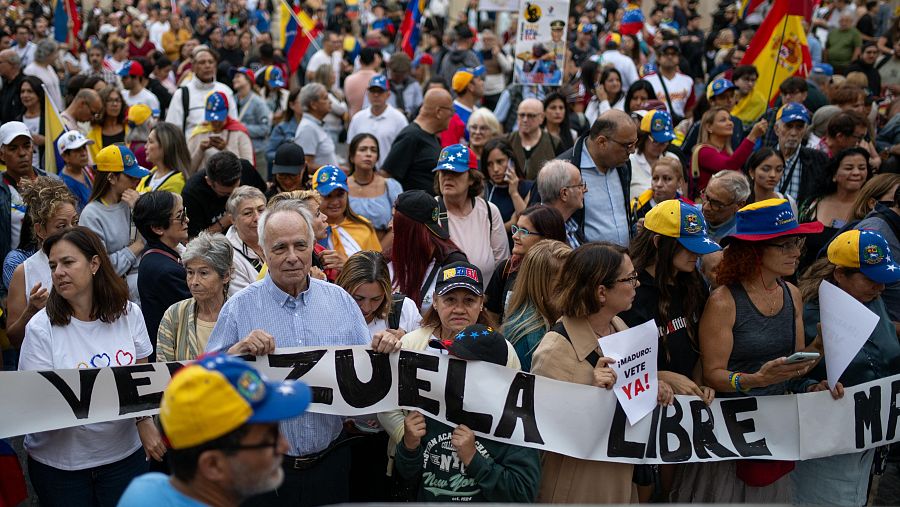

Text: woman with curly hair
xmin=672 ymin=199 xmax=831 ymax=503
xmin=5 ymin=177 xmax=79 ymax=347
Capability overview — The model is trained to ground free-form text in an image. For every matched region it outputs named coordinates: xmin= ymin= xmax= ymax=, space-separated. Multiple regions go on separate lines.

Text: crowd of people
xmin=0 ymin=0 xmax=899 ymax=505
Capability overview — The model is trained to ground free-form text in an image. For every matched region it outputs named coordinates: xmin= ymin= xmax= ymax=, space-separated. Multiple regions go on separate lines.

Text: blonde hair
xmin=267 ymin=190 xmax=322 ymax=208
xmin=698 ymin=106 xmax=734 ymax=154
xmin=851 ymin=173 xmax=900 ymax=220
xmin=503 ymin=240 xmax=573 ymax=343
xmin=335 ymin=251 xmax=393 ymax=321
xmin=467 ymin=108 xmax=502 ymax=137
xmin=652 ymin=156 xmax=684 ymax=181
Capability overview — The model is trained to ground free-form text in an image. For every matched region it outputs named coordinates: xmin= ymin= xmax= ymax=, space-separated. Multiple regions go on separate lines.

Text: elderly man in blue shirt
xmin=206 ymin=199 xmax=400 ymax=507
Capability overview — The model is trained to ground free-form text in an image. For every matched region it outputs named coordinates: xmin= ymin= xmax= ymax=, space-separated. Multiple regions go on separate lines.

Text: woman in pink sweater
xmin=691 ymin=106 xmax=768 ymax=192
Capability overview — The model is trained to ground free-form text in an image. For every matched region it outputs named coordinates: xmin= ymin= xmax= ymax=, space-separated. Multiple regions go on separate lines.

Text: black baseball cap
xmin=660 ymin=40 xmax=681 ymax=54
xmin=434 ymin=261 xmax=483 ymax=297
xmin=429 ymin=324 xmax=508 ymax=366
xmin=272 ymin=144 xmax=306 ymax=175
xmin=394 ymin=190 xmax=449 ymax=239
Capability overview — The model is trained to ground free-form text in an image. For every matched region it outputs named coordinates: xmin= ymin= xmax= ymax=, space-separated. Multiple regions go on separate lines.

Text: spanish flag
xmin=734 ymin=0 xmax=811 ymax=116
xmin=279 ymin=0 xmax=320 ymax=74
xmin=43 ymin=84 xmax=67 ymax=175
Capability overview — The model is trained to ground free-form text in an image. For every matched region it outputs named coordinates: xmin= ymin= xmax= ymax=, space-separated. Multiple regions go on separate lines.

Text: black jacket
xmin=555 ymin=134 xmax=633 ymax=241
xmin=791 ymin=147 xmax=831 ymax=207
xmin=137 ymin=241 xmax=191 ymax=360
xmin=0 ymin=71 xmax=25 ymax=124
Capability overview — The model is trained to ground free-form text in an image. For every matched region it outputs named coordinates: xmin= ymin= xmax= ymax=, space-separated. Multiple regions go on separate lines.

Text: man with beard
xmin=117 ymin=355 xmax=313 ymax=507
xmin=165 ymin=45 xmax=237 ymax=135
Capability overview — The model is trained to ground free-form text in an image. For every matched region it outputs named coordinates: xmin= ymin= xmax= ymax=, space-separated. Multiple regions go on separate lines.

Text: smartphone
xmin=505 ymin=160 xmax=515 ymax=182
xmin=784 ymin=352 xmax=820 ymax=364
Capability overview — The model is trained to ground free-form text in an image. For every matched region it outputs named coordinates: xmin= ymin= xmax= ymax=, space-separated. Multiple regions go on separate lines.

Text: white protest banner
xmin=598 ymin=320 xmax=658 ymax=425
xmin=818 ymin=280 xmax=879 ymax=389
xmin=480 ymin=0 xmax=518 ymax=11
xmin=2 ymin=346 xmax=900 ymax=464
xmin=513 ymin=0 xmax=568 ymax=86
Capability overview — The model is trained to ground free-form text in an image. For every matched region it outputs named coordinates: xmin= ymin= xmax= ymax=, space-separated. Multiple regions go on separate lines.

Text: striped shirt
xmin=206 ymin=274 xmax=370 ymax=456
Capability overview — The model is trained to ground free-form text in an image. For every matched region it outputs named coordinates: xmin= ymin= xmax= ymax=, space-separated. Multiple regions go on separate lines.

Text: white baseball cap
xmin=0 ymin=121 xmax=32 ymax=147
xmin=56 ymin=130 xmax=94 ymax=154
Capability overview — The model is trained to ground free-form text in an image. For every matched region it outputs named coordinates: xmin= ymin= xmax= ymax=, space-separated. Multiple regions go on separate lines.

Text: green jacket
xmin=394 ymin=419 xmax=541 ymax=502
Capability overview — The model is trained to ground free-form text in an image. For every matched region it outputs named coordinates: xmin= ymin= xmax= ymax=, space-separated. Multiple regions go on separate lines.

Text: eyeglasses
xmin=563 ymin=181 xmax=587 ymax=191
xmin=607 ymin=136 xmax=638 ymax=152
xmin=615 ymin=271 xmax=639 ymax=287
xmin=764 ymin=236 xmax=805 ymax=254
xmin=219 ymin=425 xmax=280 ymax=453
xmin=469 ymin=124 xmax=492 ymax=133
xmin=517 ymin=112 xmax=541 ymax=120
xmin=700 ymin=190 xmax=736 ymax=211
xmin=171 ymin=207 xmax=188 ymax=224
xmin=511 ymin=224 xmax=540 ymax=237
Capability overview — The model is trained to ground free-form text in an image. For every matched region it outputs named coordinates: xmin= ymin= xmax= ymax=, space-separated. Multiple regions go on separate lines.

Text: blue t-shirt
xmin=118 ymin=472 xmax=207 ymax=507
xmin=60 ymin=169 xmax=92 ymax=211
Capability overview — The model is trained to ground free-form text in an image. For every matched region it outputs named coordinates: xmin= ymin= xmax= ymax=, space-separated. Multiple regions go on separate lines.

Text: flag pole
xmin=281 ymin=0 xmax=321 ymax=52
xmin=761 ymin=0 xmax=792 ymax=147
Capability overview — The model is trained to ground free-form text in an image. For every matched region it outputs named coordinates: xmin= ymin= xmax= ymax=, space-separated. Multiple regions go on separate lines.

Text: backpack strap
xmin=142 ymin=248 xmax=181 ymax=264
xmin=387 ymin=293 xmax=406 ymax=330
xmin=550 ymin=321 xmax=601 ymax=368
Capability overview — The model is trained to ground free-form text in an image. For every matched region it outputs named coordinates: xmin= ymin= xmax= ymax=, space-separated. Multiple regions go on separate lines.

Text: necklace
xmin=590 ymin=322 xmax=614 ymax=338
xmin=751 ymin=275 xmax=781 ymax=315
xmin=353 ymin=173 xmax=375 ymax=186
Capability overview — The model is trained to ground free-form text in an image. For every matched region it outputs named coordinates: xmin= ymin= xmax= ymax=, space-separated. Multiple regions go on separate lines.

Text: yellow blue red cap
xmin=644 ymin=200 xmax=721 ymax=254
xmin=205 ymin=91 xmax=229 ymax=122
xmin=724 ymin=198 xmax=824 ymax=244
xmin=95 ymin=144 xmax=150 ymax=178
xmin=827 ymin=229 xmax=900 ymax=284
xmin=312 ymin=165 xmax=349 ymax=195
xmin=433 ymin=144 xmax=478 ymax=173
xmin=640 ymin=110 xmax=676 ymax=143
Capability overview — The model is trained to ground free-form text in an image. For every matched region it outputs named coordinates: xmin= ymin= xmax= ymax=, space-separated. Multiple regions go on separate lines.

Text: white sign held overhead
xmin=818 ymin=280 xmax=879 ymax=389
xmin=598 ymin=319 xmax=659 ymax=425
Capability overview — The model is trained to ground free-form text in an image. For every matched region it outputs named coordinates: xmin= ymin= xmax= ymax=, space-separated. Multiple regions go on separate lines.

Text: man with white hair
xmin=206 ymin=200 xmax=400 ymax=507
xmin=537 ymin=160 xmax=588 ymax=248
xmin=0 ymin=49 xmax=25 ymax=123
xmin=294 ymin=82 xmax=338 ymax=168
xmin=701 ymin=171 xmax=750 ymax=243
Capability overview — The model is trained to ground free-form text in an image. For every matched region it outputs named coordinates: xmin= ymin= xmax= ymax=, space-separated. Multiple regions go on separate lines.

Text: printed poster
xmin=513 ymin=0 xmax=569 ymax=86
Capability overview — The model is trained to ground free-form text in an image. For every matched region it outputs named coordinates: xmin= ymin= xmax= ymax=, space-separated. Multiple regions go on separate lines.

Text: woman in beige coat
xmin=531 ymin=242 xmax=673 ymax=504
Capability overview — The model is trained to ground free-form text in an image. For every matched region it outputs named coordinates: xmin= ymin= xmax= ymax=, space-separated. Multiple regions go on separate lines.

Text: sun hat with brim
xmin=721 ymin=198 xmax=824 ymax=245
xmin=311 ymin=165 xmax=349 ymax=195
xmin=160 ymin=353 xmax=311 ymax=450
xmin=827 ymin=229 xmax=900 ymax=284
xmin=395 ymin=189 xmax=450 ymax=240
xmin=644 ymin=199 xmax=721 ymax=254
xmin=95 ymin=144 xmax=151 ymax=179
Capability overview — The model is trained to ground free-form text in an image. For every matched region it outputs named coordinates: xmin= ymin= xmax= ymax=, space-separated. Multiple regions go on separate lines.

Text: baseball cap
xmin=706 ymin=78 xmax=737 ymax=99
xmin=433 ymin=144 xmax=478 ymax=173
xmin=454 ymin=23 xmax=474 ymax=40
xmin=95 ymin=144 xmax=151 ymax=179
xmin=659 ymin=39 xmax=681 ymax=54
xmin=160 ymin=354 xmax=312 ymax=450
xmin=117 ymin=60 xmax=144 ymax=77
xmin=205 ymin=91 xmax=229 ymax=122
xmin=827 ymin=230 xmax=900 ymax=284
xmin=263 ymin=66 xmax=286 ymax=88
xmin=434 ymin=261 xmax=483 ymax=296
xmin=230 ymin=66 xmax=256 ymax=83
xmin=127 ymin=104 xmax=153 ymax=126
xmin=311 ymin=165 xmax=349 ymax=196
xmin=368 ymin=74 xmax=389 ymax=91
xmin=429 ymin=324 xmax=508 ymax=366
xmin=776 ymin=102 xmax=811 ymax=125
xmin=0 ymin=121 xmax=32 ymax=146
xmin=577 ymin=23 xmax=595 ymax=34
xmin=56 ymin=130 xmax=94 ymax=153
xmin=639 ymin=110 xmax=676 ymax=143
xmin=272 ymin=144 xmax=306 ymax=175
xmin=644 ymin=200 xmax=721 ymax=255
xmin=604 ymin=33 xmax=622 ymax=48
xmin=451 ymin=66 xmax=485 ymax=93
xmin=812 ymin=63 xmax=834 ymax=77
xmin=395 ymin=190 xmax=450 ymax=240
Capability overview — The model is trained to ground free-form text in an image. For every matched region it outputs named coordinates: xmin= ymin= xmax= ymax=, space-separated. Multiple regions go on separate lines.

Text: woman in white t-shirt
xmin=18 ymin=227 xmax=164 ymax=507
xmin=335 ymin=250 xmax=420 ymax=501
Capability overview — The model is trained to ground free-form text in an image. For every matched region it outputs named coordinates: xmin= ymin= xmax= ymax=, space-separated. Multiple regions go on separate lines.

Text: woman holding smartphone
xmin=481 ymin=138 xmax=534 ymax=236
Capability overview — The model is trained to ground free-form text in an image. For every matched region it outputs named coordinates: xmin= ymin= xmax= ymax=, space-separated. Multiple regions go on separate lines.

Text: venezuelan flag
xmin=735 ymin=0 xmax=811 ymax=112
xmin=52 ymin=0 xmax=81 ymax=48
xmin=43 ymin=85 xmax=67 ymax=175
xmin=399 ymin=0 xmax=425 ymax=58
xmin=279 ymin=0 xmax=320 ymax=73
xmin=739 ymin=0 xmax=764 ymax=19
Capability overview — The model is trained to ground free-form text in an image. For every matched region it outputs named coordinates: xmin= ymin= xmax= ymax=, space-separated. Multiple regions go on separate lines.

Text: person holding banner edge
xmin=18 ymin=227 xmax=163 ymax=506
xmin=531 ymin=242 xmax=674 ymax=504
xmin=793 ymin=229 xmax=900 ymax=505
xmin=205 ymin=200 xmax=401 ymax=507
xmin=674 ymin=198 xmax=832 ymax=503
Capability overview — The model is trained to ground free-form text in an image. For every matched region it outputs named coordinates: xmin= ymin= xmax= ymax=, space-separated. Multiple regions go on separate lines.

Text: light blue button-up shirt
xmin=206 ymin=274 xmax=370 ymax=456
xmin=580 ymin=143 xmax=630 ymax=246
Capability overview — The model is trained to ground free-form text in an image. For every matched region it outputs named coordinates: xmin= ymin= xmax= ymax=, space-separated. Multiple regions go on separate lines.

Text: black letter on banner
xmin=887 ymin=381 xmax=900 ymax=441
xmin=645 ymin=405 xmax=661 ymax=459
xmin=165 ymin=362 xmax=187 ymax=377
xmin=494 ymin=372 xmax=544 ymax=444
xmin=720 ymin=398 xmax=770 ymax=457
xmin=113 ymin=364 xmax=163 ymax=415
xmin=607 ymin=402 xmax=645 ymax=458
xmin=334 ymin=349 xmax=391 ymax=408
xmin=397 ymin=351 xmax=440 ymax=416
xmin=659 ymin=399 xmax=692 ymax=462
xmin=38 ymin=369 xmax=101 ymax=419
xmin=268 ymin=350 xmax=333 ymax=405
xmin=690 ymin=400 xmax=737 ymax=459
xmin=854 ymin=386 xmax=883 ymax=448
xmin=445 ymin=359 xmax=493 ymax=432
